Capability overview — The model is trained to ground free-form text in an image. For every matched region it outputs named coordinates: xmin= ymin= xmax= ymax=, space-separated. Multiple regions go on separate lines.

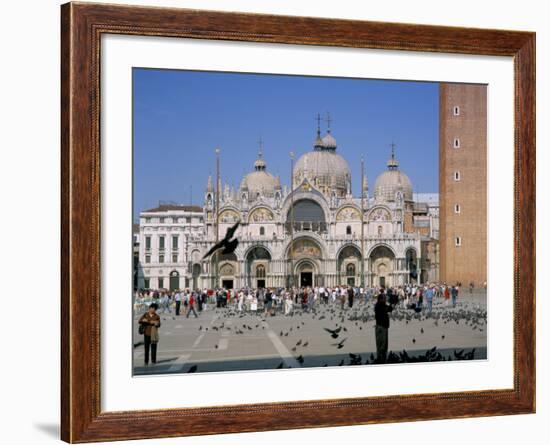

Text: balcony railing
xmin=284 ymin=221 xmax=328 ymax=234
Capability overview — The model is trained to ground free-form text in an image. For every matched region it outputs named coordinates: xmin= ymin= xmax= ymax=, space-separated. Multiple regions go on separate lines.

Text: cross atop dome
xmin=324 ymin=112 xmax=332 ymax=133
xmin=387 ymin=141 xmax=399 ymax=170
xmin=254 ymin=137 xmax=267 ymax=171
xmin=320 ymin=112 xmax=337 ymax=150
xmin=314 ymin=113 xmax=324 ymax=150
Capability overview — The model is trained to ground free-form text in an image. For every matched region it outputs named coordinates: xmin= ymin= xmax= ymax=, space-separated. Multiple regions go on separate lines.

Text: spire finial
xmin=258 ymin=136 xmax=263 ymax=158
xmin=315 ymin=113 xmax=321 ymax=137
xmin=254 ymin=137 xmax=267 ymax=171
xmin=324 ymin=112 xmax=332 ymax=133
xmin=387 ymin=141 xmax=399 ymax=170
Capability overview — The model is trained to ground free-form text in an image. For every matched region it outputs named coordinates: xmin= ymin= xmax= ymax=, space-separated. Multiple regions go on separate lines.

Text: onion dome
xmin=240 ymin=146 xmax=278 ymax=198
xmin=294 ymin=122 xmax=351 ymax=197
xmin=373 ymin=144 xmax=413 ymax=202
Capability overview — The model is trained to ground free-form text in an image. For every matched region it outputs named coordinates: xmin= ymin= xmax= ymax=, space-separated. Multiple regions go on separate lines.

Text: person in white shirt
xmin=284 ymin=292 xmax=293 ymax=315
xmin=237 ymin=290 xmax=244 ymax=312
xmin=174 ymin=291 xmax=182 ymax=316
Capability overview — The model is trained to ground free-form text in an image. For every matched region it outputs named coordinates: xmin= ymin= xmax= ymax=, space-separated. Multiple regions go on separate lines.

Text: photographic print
xmin=132 ymin=69 xmax=487 ymax=376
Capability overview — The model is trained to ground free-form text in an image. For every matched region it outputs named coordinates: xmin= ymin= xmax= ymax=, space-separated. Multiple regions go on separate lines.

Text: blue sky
xmin=133 ymin=69 xmax=439 ymax=220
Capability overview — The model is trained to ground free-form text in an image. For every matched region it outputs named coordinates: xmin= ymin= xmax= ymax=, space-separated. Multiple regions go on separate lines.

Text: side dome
xmin=240 ymin=149 xmax=278 ymax=198
xmin=373 ymin=147 xmax=413 ymax=202
xmin=244 ymin=171 xmax=279 ymax=197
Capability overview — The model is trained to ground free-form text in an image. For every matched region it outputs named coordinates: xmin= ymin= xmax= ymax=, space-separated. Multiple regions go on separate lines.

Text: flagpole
xmin=360 ymin=155 xmax=365 ymax=289
xmin=289 ymin=151 xmax=295 ymax=289
xmin=215 ymin=147 xmax=220 ymax=290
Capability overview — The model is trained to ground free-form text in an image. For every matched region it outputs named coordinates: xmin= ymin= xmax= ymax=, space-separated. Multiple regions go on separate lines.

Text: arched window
xmin=346 ymin=263 xmax=355 ymax=276
xmin=259 ymin=226 xmax=265 ymax=236
xmin=256 ymin=264 xmax=266 ymax=278
xmin=346 ymin=225 xmax=351 ymax=235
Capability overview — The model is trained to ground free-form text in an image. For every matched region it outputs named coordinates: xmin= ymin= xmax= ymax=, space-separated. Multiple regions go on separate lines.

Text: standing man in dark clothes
xmin=347 ymin=285 xmax=355 ymax=308
xmin=138 ymin=303 xmax=161 ymax=366
xmin=197 ymin=289 xmax=203 ymax=312
xmin=374 ymin=288 xmax=394 ymax=364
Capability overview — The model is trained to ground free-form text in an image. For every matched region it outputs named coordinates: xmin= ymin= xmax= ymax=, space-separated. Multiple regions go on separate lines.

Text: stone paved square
xmin=133 ymin=290 xmax=486 ymax=375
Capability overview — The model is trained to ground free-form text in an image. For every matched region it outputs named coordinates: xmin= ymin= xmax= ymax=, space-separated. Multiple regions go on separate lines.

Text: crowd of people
xmin=134 ymin=282 xmax=464 ymax=318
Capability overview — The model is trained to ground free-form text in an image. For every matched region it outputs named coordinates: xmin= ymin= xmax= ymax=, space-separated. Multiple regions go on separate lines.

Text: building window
xmin=158 ymin=277 xmax=164 ymax=289
xmin=172 ymin=235 xmax=178 ymax=249
xmin=259 ymin=226 xmax=265 ymax=236
xmin=145 ymin=255 xmax=151 ymax=263
xmin=453 ymin=138 xmax=461 ymax=148
xmin=455 ymin=236 xmax=462 ymax=247
xmin=455 ymin=204 xmax=461 ymax=213
xmin=172 ymin=254 xmax=178 ymax=263
xmin=145 ymin=236 xmax=151 ymax=249
xmin=346 ymin=225 xmax=352 ymax=235
xmin=453 ymin=106 xmax=460 ymax=116
xmin=145 ymin=217 xmax=151 ymax=223
xmin=454 ymin=171 xmax=461 ymax=181
xmin=144 ymin=278 xmax=150 ymax=289
xmin=256 ymin=264 xmax=266 ymax=278
xmin=159 ymin=254 xmax=164 ymax=263
xmin=159 ymin=236 xmax=165 ymax=250
xmin=346 ymin=263 xmax=355 ymax=276
xmin=159 ymin=217 xmax=165 ymax=223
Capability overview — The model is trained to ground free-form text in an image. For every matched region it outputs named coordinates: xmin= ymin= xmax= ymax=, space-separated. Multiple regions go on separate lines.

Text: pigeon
xmin=296 ymin=340 xmax=302 ymax=346
xmin=202 ymin=221 xmax=240 ymax=259
xmin=323 ymin=327 xmax=342 ymax=339
xmin=420 ymin=328 xmax=424 ymax=334
xmin=303 ymin=341 xmax=309 ymax=347
xmin=331 ymin=338 xmax=348 ymax=349
xmin=412 ymin=338 xmax=416 ymax=344
xmin=276 ymin=362 xmax=284 ymax=369
xmin=296 ymin=355 xmax=304 ymax=364
xmin=188 ymin=365 xmax=197 ymax=373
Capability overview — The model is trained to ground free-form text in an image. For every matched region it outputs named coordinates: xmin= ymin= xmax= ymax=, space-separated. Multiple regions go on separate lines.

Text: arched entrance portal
xmin=287 ymin=237 xmax=324 ymax=287
xmin=213 ymin=252 xmax=237 ymax=289
xmin=169 ymin=270 xmax=179 ymax=291
xmin=192 ymin=263 xmax=201 ymax=290
xmin=245 ymin=246 xmax=271 ymax=288
xmin=297 ymin=261 xmax=316 ymax=288
xmin=337 ymin=244 xmax=362 ymax=287
xmin=405 ymin=247 xmax=418 ymax=284
xmin=369 ymin=245 xmax=395 ymax=287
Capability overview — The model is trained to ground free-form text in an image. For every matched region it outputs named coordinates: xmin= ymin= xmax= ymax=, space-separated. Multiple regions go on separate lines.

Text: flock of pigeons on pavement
xmin=174 ymin=298 xmax=487 ymax=373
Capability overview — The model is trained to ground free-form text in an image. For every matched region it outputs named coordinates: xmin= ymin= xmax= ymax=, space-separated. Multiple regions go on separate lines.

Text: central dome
xmin=294 ymin=129 xmax=351 ymax=197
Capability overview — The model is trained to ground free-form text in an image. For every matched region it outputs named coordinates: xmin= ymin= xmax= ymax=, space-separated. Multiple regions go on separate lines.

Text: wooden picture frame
xmin=61 ymin=2 xmax=535 ymax=442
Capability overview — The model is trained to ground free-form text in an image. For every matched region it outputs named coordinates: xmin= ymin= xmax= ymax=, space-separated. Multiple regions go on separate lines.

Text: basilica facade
xmin=137 ymin=126 xmax=439 ymax=291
